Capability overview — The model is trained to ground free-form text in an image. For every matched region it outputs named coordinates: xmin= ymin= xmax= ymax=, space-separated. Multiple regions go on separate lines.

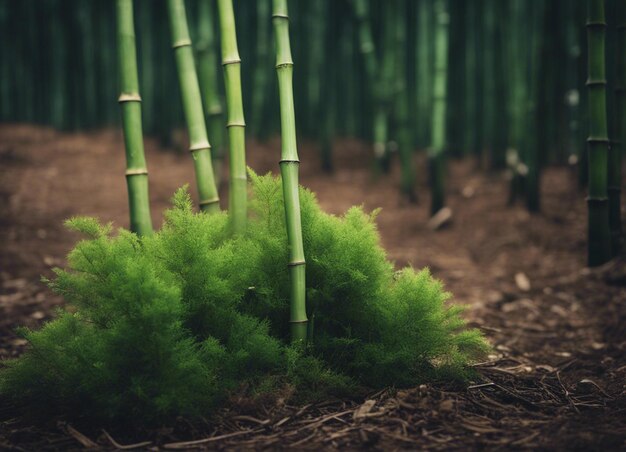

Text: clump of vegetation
xmin=0 ymin=173 xmax=488 ymax=425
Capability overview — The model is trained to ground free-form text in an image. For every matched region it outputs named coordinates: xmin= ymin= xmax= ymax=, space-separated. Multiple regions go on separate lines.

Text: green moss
xmin=0 ymin=174 xmax=489 ymax=424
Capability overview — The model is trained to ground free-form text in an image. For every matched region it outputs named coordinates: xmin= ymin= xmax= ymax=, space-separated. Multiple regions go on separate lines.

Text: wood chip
xmin=64 ymin=424 xmax=98 ymax=448
xmin=428 ymin=207 xmax=453 ymax=230
xmin=353 ymin=400 xmax=376 ymax=420
xmin=515 ymin=272 xmax=531 ymax=291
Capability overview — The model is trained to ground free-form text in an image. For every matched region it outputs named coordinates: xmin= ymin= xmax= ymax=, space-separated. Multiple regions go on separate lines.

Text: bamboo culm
xmin=167 ymin=0 xmax=220 ymax=213
xmin=116 ymin=0 xmax=153 ymax=236
xmin=524 ymin=1 xmax=543 ymax=213
xmin=251 ymin=0 xmax=271 ymax=138
xmin=197 ymin=0 xmax=225 ymax=188
xmin=610 ymin=0 xmax=624 ymax=255
xmin=354 ymin=0 xmax=388 ymax=172
xmin=429 ymin=0 xmax=449 ymax=215
xmin=394 ymin=2 xmax=416 ymax=201
xmin=272 ymin=0 xmax=308 ymax=344
xmin=217 ymin=0 xmax=247 ymax=234
xmin=586 ymin=0 xmax=612 ymax=266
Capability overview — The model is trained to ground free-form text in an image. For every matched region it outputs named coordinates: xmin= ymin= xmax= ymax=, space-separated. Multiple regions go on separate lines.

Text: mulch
xmin=1 ymin=124 xmax=625 ymax=450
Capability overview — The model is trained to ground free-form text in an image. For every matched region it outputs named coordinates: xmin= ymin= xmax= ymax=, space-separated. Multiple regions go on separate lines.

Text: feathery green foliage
xmin=0 ymin=175 xmax=488 ymax=425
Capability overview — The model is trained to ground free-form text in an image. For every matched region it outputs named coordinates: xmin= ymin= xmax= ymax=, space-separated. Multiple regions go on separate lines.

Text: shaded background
xmin=0 ymin=0 xmax=594 ymax=168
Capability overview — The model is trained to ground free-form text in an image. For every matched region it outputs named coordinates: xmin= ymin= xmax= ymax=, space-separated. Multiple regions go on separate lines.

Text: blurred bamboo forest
xmin=0 ymin=0 xmax=607 ymax=169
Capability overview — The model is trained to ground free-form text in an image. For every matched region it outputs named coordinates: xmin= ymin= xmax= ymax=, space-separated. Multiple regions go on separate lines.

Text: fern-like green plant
xmin=0 ymin=175 xmax=489 ymax=425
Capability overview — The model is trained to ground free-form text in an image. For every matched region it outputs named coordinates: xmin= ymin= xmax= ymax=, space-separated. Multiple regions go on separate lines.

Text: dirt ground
xmin=1 ymin=124 xmax=625 ymax=450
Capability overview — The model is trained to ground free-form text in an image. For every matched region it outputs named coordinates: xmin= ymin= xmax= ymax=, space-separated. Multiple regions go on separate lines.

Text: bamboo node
xmin=276 ymin=62 xmax=294 ymax=69
xmin=586 ymin=196 xmax=609 ymax=203
xmin=222 ymin=58 xmax=241 ymax=66
xmin=586 ymin=79 xmax=607 ymax=87
xmin=199 ymin=197 xmax=220 ymax=206
xmin=226 ymin=121 xmax=246 ymax=128
xmin=586 ymin=21 xmax=607 ymax=28
xmin=289 ymin=319 xmax=308 ymax=324
xmin=280 ymin=159 xmax=300 ymax=164
xmin=189 ymin=141 xmax=211 ymax=152
xmin=118 ymin=93 xmax=142 ymax=103
xmin=288 ymin=260 xmax=306 ymax=267
xmin=587 ymin=137 xmax=610 ymax=144
xmin=125 ymin=168 xmax=148 ymax=176
xmin=272 ymin=13 xmax=289 ymax=20
xmin=172 ymin=39 xmax=192 ymax=49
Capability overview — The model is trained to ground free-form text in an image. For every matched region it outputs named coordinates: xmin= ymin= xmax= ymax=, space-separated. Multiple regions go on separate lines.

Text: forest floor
xmin=1 ymin=124 xmax=626 ymax=450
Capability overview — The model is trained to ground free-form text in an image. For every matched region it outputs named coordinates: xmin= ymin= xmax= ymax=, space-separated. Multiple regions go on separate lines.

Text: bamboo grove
xmin=0 ymin=0 xmax=624 ymax=265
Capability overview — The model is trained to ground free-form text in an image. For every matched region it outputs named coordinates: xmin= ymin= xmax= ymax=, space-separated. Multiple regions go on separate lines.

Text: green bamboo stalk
xmin=251 ymin=0 xmax=271 ymax=138
xmin=79 ymin=2 xmax=96 ymax=128
xmin=354 ymin=0 xmax=388 ymax=172
xmin=138 ymin=1 xmax=155 ymax=135
xmin=463 ymin=0 xmax=477 ymax=156
xmin=272 ymin=0 xmax=308 ymax=344
xmin=342 ymin=19 xmax=358 ymax=137
xmin=50 ymin=0 xmax=67 ymax=129
xmin=506 ymin=0 xmax=527 ymax=205
xmin=167 ymin=0 xmax=220 ymax=213
xmin=116 ymin=0 xmax=153 ymax=236
xmin=0 ymin=2 xmax=7 ymax=121
xmin=565 ymin=0 xmax=581 ymax=172
xmin=586 ymin=0 xmax=612 ymax=266
xmin=482 ymin=0 xmax=496 ymax=168
xmin=197 ymin=0 xmax=225 ymax=187
xmin=319 ymin=1 xmax=339 ymax=172
xmin=577 ymin=0 xmax=590 ymax=189
xmin=429 ymin=0 xmax=449 ymax=215
xmin=416 ymin=0 xmax=433 ymax=147
xmin=610 ymin=0 xmax=624 ymax=255
xmin=472 ymin=0 xmax=484 ymax=158
xmin=492 ymin=0 xmax=508 ymax=169
xmin=217 ymin=0 xmax=247 ymax=233
xmin=394 ymin=2 xmax=416 ymax=201
xmin=306 ymin=0 xmax=325 ymax=142
xmin=524 ymin=0 xmax=544 ymax=213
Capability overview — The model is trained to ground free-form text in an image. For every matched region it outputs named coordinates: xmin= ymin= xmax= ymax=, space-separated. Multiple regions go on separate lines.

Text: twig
xmin=63 ymin=423 xmax=98 ymax=448
xmin=162 ymin=428 xmax=263 ymax=449
xmin=102 ymin=430 xmax=152 ymax=450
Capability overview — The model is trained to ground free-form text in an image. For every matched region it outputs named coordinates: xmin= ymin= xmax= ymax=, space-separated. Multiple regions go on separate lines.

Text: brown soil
xmin=1 ymin=124 xmax=625 ymax=450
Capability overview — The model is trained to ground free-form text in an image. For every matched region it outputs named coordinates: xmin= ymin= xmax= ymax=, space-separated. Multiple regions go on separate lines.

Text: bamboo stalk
xmin=197 ymin=0 xmax=225 ymax=187
xmin=319 ymin=2 xmax=339 ymax=173
xmin=167 ymin=0 xmax=220 ymax=213
xmin=417 ymin=0 xmax=434 ymax=148
xmin=524 ymin=0 xmax=544 ymax=213
xmin=217 ymin=0 xmax=247 ymax=234
xmin=306 ymin=0 xmax=325 ymax=142
xmin=251 ymin=0 xmax=271 ymax=138
xmin=506 ymin=0 xmax=523 ymax=204
xmin=272 ymin=0 xmax=308 ymax=344
xmin=610 ymin=0 xmax=624 ymax=255
xmin=354 ymin=0 xmax=388 ymax=172
xmin=116 ymin=0 xmax=153 ymax=236
xmin=586 ymin=0 xmax=612 ymax=266
xmin=394 ymin=2 xmax=416 ymax=201
xmin=429 ymin=0 xmax=449 ymax=215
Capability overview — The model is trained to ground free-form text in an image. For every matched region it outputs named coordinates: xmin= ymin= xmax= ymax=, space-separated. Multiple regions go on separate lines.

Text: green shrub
xmin=0 ymin=174 xmax=489 ymax=424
